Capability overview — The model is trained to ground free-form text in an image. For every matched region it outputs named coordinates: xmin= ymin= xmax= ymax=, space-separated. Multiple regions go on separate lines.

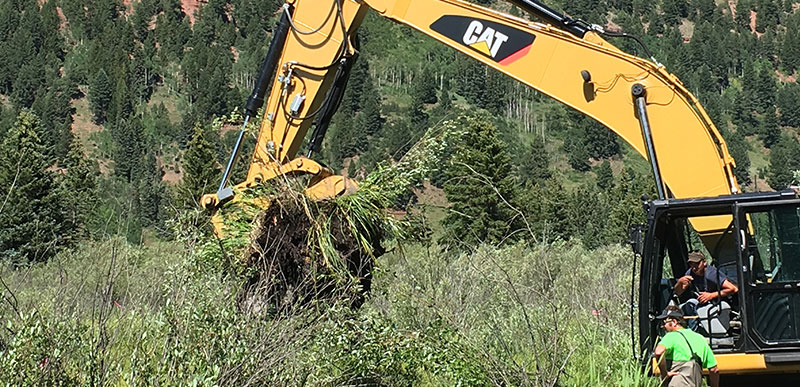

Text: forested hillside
xmin=0 ymin=0 xmax=799 ymax=384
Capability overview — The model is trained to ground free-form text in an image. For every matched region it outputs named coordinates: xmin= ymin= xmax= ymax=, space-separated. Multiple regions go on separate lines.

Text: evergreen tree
xmin=754 ymin=61 xmax=777 ymax=114
xmin=782 ymin=13 xmax=800 ymax=73
xmin=662 ymin=0 xmax=689 ymax=26
xmin=767 ymin=135 xmax=800 ymax=189
xmin=154 ymin=0 xmax=191 ymax=60
xmin=357 ymin=77 xmax=383 ymax=138
xmin=596 ymin=159 xmax=614 ymax=190
xmin=111 ymin=118 xmax=145 ymax=182
xmin=410 ymin=67 xmax=438 ymax=105
xmin=0 ymin=111 xmax=68 ymax=262
xmin=10 ymin=60 xmax=45 ymax=108
xmin=138 ymin=151 xmax=167 ymax=229
xmin=32 ymin=82 xmax=75 ymax=161
xmin=517 ymin=135 xmax=551 ymax=186
xmin=777 ymin=83 xmax=800 ymax=128
xmin=758 ymin=105 xmax=781 ymax=148
xmin=517 ymin=177 xmax=570 ymax=242
xmin=109 ymin=70 xmax=134 ymax=123
xmin=723 ymin=128 xmax=752 ymax=187
xmin=564 ymin=126 xmax=591 ymax=172
xmin=583 ymin=116 xmax=620 ymax=159
xmin=181 ymin=123 xmax=221 ymax=206
xmin=693 ymin=0 xmax=718 ymax=23
xmin=440 ymin=113 xmax=519 ymax=250
xmin=89 ymin=69 xmax=113 ymax=124
xmin=735 ymin=0 xmax=754 ymax=31
xmin=59 ymin=138 xmax=98 ymax=241
xmin=755 ymin=0 xmax=780 ymax=33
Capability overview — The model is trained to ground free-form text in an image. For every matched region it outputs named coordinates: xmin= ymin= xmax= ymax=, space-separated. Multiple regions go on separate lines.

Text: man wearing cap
xmin=674 ymin=251 xmax=738 ymax=304
xmin=654 ymin=307 xmax=719 ymax=387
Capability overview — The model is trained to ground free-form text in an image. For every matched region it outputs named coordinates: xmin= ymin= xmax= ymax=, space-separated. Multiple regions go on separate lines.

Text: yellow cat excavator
xmin=201 ymin=0 xmax=800 ymax=382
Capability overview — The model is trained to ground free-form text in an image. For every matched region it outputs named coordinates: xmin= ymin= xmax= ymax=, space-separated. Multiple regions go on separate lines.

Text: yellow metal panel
xmin=652 ymin=353 xmax=800 ymax=375
xmin=715 ymin=353 xmax=800 ymax=374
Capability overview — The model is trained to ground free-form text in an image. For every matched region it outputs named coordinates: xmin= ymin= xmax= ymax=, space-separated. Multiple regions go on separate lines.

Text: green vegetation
xmin=0 ymin=237 xmax=657 ymax=385
xmin=1 ymin=0 xmax=799 ymax=383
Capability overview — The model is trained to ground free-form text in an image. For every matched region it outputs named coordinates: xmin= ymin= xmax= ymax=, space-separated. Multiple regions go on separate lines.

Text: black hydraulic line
xmin=245 ymin=5 xmax=293 ymax=118
xmin=632 ymin=83 xmax=667 ymax=200
xmin=630 ymin=237 xmax=640 ymax=360
xmin=506 ymin=0 xmax=588 ymax=38
xmin=597 ymin=29 xmax=658 ymax=63
xmin=306 ymin=53 xmax=358 ymax=158
xmin=215 ymin=5 xmax=293 ymax=202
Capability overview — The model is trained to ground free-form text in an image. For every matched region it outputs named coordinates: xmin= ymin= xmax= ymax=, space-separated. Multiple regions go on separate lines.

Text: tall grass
xmin=0 ymin=236 xmax=657 ymax=385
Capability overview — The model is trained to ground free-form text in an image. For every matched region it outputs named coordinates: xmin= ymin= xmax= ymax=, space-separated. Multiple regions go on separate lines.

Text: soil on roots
xmin=239 ymin=200 xmax=383 ymax=314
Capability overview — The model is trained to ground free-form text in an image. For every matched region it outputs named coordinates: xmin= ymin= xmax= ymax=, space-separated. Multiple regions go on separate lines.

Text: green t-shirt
xmin=658 ymin=328 xmax=717 ymax=369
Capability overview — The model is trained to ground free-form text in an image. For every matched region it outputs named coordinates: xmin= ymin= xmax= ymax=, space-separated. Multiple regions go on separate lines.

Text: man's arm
xmin=654 ymin=344 xmax=669 ymax=378
xmin=708 ymin=366 xmax=719 ymax=387
xmin=674 ymin=275 xmax=692 ymax=296
xmin=698 ymin=279 xmax=739 ymax=303
xmin=654 ymin=344 xmax=678 ymax=379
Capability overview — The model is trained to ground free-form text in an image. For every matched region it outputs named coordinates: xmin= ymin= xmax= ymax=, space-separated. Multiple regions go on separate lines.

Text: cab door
xmin=736 ymin=200 xmax=800 ymax=349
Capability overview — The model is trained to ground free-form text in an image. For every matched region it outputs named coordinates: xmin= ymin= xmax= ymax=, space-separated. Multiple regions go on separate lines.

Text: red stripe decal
xmin=498 ymin=44 xmax=531 ymax=66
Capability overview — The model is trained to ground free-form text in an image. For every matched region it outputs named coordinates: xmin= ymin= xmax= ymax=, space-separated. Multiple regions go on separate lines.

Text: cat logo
xmin=431 ymin=15 xmax=536 ymax=65
xmin=462 ymin=20 xmax=508 ymax=58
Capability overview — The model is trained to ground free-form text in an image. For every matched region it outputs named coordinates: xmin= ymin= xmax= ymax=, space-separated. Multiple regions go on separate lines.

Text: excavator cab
xmin=637 ymin=190 xmax=800 ymax=382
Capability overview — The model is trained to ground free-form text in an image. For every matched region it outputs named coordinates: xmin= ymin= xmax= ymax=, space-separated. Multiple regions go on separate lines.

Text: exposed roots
xmin=238 ymin=197 xmax=383 ymax=314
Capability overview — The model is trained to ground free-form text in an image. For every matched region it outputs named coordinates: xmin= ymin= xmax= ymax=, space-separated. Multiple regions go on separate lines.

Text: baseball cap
xmin=687 ymin=251 xmax=705 ymax=263
xmin=655 ymin=308 xmax=683 ymax=320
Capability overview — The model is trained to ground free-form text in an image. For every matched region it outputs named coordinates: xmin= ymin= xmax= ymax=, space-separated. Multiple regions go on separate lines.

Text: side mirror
xmin=628 ymin=224 xmax=644 ymax=256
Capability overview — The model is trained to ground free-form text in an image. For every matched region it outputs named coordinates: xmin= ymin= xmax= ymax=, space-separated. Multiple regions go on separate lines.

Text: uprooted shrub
xmin=234 ymin=188 xmax=386 ymax=313
xmin=206 ymin=120 xmax=462 ymax=313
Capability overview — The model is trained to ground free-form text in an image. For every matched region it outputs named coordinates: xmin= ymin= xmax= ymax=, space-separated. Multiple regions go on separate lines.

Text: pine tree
xmin=754 ymin=61 xmax=777 ymax=114
xmin=517 ymin=177 xmax=570 ymax=242
xmin=111 ymin=118 xmax=145 ymax=182
xmin=0 ymin=111 xmax=68 ymax=262
xmin=693 ymin=0 xmax=718 ymax=23
xmin=517 ymin=135 xmax=551 ymax=186
xmin=782 ymin=13 xmax=800 ymax=74
xmin=662 ymin=0 xmax=689 ymax=26
xmin=410 ymin=67 xmax=438 ymax=105
xmin=755 ymin=0 xmax=780 ymax=33
xmin=767 ymin=135 xmax=800 ymax=189
xmin=32 ymin=82 xmax=75 ymax=161
xmin=722 ymin=128 xmax=752 ymax=187
xmin=735 ymin=0 xmax=754 ymax=31
xmin=440 ymin=113 xmax=519 ymax=250
xmin=563 ymin=125 xmax=591 ymax=172
xmin=758 ymin=105 xmax=781 ymax=148
xmin=89 ymin=69 xmax=113 ymax=124
xmin=108 ymin=69 xmax=134 ymax=123
xmin=138 ymin=151 xmax=167 ymax=229
xmin=583 ymin=116 xmax=620 ymax=159
xmin=596 ymin=159 xmax=614 ymax=190
xmin=777 ymin=83 xmax=800 ymax=128
xmin=59 ymin=138 xmax=98 ymax=241
xmin=10 ymin=60 xmax=45 ymax=108
xmin=181 ymin=123 xmax=221 ymax=206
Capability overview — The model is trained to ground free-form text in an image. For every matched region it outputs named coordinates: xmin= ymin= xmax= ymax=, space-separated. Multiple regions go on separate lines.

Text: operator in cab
xmin=674 ymin=251 xmax=738 ymax=304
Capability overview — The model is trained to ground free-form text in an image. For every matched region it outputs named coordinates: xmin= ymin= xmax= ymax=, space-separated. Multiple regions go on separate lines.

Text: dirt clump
xmin=238 ymin=199 xmax=382 ymax=314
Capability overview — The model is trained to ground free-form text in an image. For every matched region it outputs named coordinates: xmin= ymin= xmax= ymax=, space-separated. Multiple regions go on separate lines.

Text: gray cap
xmin=656 ymin=308 xmax=683 ymax=320
xmin=687 ymin=251 xmax=705 ymax=263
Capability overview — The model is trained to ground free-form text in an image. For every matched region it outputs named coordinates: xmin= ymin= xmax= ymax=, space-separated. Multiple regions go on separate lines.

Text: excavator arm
xmin=202 ymin=0 xmax=740 ymax=236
